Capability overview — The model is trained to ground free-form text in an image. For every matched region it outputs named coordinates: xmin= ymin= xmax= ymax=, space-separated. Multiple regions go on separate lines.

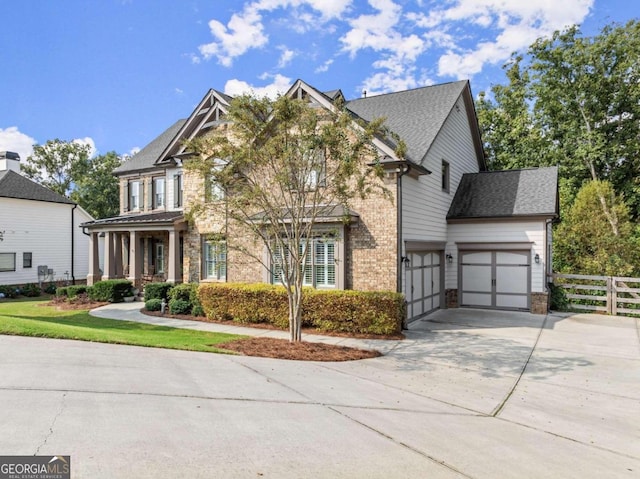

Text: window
xmin=128 ymin=180 xmax=142 ymax=211
xmin=442 ymin=160 xmax=450 ymax=193
xmin=0 ymin=253 xmax=16 ymax=272
xmin=303 ymin=149 xmax=326 ymax=189
xmin=205 ymin=174 xmax=225 ymax=202
xmin=155 ymin=242 xmax=165 ymax=274
xmin=173 ymin=174 xmax=183 ymax=208
xmin=23 ymin=252 xmax=32 ymax=269
xmin=153 ymin=177 xmax=165 ymax=209
xmin=203 ymin=239 xmax=226 ymax=280
xmin=272 ymin=237 xmax=335 ymax=288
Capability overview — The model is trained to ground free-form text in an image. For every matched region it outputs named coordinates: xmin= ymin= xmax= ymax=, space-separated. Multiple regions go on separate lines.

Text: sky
xmin=1 ymin=0 xmax=637 ymax=163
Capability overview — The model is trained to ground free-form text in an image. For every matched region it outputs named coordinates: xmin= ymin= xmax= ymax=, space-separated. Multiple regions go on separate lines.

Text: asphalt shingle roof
xmin=447 ymin=167 xmax=559 ymax=219
xmin=346 ymin=80 xmax=469 ymax=163
xmin=0 ymin=169 xmax=74 ymax=204
xmin=113 ymin=119 xmax=187 ymax=174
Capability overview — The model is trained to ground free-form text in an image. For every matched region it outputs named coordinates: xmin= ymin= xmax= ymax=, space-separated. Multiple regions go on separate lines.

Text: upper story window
xmin=173 ymin=174 xmax=183 ymax=208
xmin=442 ymin=160 xmax=450 ymax=193
xmin=205 ymin=158 xmax=227 ymax=202
xmin=128 ymin=180 xmax=142 ymax=211
xmin=153 ymin=177 xmax=165 ymax=209
xmin=303 ymin=149 xmax=326 ymax=190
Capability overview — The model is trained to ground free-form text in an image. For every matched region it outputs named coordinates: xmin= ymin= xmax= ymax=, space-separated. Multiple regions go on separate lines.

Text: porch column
xmin=103 ymin=231 xmax=115 ymax=280
xmin=114 ymin=233 xmax=123 ymax=278
xmin=128 ymin=231 xmax=142 ymax=287
xmin=87 ymin=232 xmax=101 ymax=285
xmin=167 ymin=229 xmax=181 ymax=283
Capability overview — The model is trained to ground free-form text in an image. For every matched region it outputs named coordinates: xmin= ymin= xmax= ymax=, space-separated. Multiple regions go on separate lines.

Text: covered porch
xmin=82 ymin=212 xmax=187 ymax=289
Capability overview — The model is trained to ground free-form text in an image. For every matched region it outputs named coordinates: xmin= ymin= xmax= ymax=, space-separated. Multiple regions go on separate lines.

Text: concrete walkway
xmin=1 ymin=305 xmax=639 ymax=478
xmin=89 ymin=301 xmax=404 ymax=353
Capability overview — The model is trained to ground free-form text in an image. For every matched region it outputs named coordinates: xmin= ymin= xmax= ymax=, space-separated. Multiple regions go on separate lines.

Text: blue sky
xmin=1 ymin=0 xmax=637 ymax=162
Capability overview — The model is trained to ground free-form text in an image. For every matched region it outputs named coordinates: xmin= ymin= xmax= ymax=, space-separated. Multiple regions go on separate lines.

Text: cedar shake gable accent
xmin=0 ymin=169 xmax=74 ymax=204
xmin=447 ymin=166 xmax=559 ymax=220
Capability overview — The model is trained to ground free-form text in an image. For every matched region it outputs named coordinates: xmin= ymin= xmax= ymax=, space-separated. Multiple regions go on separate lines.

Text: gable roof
xmin=346 ymin=80 xmax=481 ymax=166
xmin=0 ymin=169 xmax=75 ymax=205
xmin=113 ymin=119 xmax=187 ymax=174
xmin=447 ymin=166 xmax=559 ymax=220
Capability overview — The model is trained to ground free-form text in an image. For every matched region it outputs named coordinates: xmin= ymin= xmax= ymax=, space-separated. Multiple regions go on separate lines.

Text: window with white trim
xmin=272 ymin=237 xmax=336 ymax=288
xmin=153 ymin=177 xmax=165 ymax=209
xmin=155 ymin=242 xmax=165 ymax=274
xmin=303 ymin=149 xmax=326 ymax=189
xmin=128 ymin=180 xmax=141 ymax=211
xmin=203 ymin=239 xmax=226 ymax=280
xmin=0 ymin=253 xmax=16 ymax=272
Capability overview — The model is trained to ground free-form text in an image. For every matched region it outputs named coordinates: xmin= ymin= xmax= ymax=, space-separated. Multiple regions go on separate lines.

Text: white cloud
xmin=224 ymin=74 xmax=292 ymax=98
xmin=0 ymin=126 xmax=36 ymax=163
xmin=315 ymin=58 xmax=334 ymax=73
xmin=277 ymin=46 xmax=295 ymax=68
xmin=72 ymin=137 xmax=98 ymax=158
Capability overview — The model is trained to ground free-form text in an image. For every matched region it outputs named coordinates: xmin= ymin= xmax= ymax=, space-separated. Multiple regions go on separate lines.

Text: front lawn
xmin=0 ymin=298 xmax=245 ymax=353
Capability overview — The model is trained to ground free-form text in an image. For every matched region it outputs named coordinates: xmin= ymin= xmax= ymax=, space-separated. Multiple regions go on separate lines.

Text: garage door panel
xmin=432 ymin=266 xmax=440 ymax=295
xmin=406 ymin=251 xmax=442 ymax=321
xmin=496 ymin=294 xmax=528 ymax=309
xmin=496 ymin=265 xmax=528 ymax=294
xmin=496 ymin=251 xmax=528 ymax=264
xmin=462 ymin=265 xmax=492 ymax=293
xmin=463 ymin=252 xmax=491 ymax=264
xmin=463 ymin=292 xmax=492 ymax=307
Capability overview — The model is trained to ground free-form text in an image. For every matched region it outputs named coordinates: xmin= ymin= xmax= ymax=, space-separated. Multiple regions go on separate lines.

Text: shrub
xmin=88 ymin=279 xmax=134 ymax=303
xmin=191 ymin=304 xmax=205 ymax=317
xmin=144 ymin=282 xmax=174 ymax=301
xmin=56 ymin=286 xmax=69 ymax=297
xmin=66 ymin=285 xmax=87 ymax=299
xmin=168 ymin=283 xmax=202 ymax=316
xmin=145 ymin=298 xmax=163 ymax=311
xmin=21 ymin=283 xmax=42 ymax=297
xmin=548 ymin=282 xmax=569 ymax=311
xmin=0 ymin=285 xmax=19 ymax=299
xmin=169 ymin=298 xmax=191 ymax=315
xmin=198 ymin=283 xmax=404 ymax=335
xmin=43 ymin=282 xmax=57 ymax=295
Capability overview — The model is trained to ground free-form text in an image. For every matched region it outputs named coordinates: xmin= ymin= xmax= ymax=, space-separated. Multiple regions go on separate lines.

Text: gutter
xmin=71 ymin=204 xmax=77 ymax=285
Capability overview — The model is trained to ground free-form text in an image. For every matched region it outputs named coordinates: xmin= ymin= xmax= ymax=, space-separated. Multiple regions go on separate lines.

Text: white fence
xmin=553 ymin=273 xmax=640 ymax=317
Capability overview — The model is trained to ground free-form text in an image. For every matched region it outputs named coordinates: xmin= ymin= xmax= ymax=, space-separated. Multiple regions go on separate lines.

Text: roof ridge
xmin=346 ymin=79 xmax=468 ymax=103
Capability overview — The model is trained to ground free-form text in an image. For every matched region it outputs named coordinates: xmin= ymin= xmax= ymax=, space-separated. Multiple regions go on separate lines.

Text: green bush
xmin=0 ymin=285 xmax=19 ymax=299
xmin=144 ymin=282 xmax=174 ymax=301
xmin=191 ymin=304 xmax=205 ymax=317
xmin=21 ymin=283 xmax=41 ymax=297
xmin=88 ymin=279 xmax=133 ymax=303
xmin=168 ymin=283 xmax=202 ymax=316
xmin=145 ymin=298 xmax=163 ymax=311
xmin=43 ymin=282 xmax=57 ymax=294
xmin=66 ymin=285 xmax=87 ymax=299
xmin=169 ymin=298 xmax=191 ymax=315
xmin=548 ymin=282 xmax=569 ymax=311
xmin=56 ymin=286 xmax=69 ymax=297
xmin=198 ymin=283 xmax=404 ymax=335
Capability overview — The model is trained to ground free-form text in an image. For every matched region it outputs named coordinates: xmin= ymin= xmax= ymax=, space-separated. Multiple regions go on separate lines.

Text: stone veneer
xmin=445 ymin=288 xmax=458 ymax=308
xmin=530 ymin=292 xmax=549 ymax=314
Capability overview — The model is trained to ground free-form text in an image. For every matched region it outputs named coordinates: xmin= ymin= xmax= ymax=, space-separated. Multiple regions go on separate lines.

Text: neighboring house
xmin=0 ymin=151 xmax=94 ymax=286
xmin=82 ymin=79 xmax=558 ymax=317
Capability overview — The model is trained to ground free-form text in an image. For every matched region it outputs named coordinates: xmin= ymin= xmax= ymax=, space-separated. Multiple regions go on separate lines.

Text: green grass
xmin=0 ymin=298 xmax=245 ymax=354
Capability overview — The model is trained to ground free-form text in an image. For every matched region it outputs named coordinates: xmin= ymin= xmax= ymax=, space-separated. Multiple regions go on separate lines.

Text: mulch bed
xmin=214 ymin=337 xmax=381 ymax=361
xmin=45 ymin=295 xmax=108 ymax=310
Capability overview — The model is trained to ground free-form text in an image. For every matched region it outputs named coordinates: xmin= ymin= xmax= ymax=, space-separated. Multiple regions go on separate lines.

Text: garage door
xmin=460 ymin=251 xmax=530 ymax=310
xmin=406 ymin=251 xmax=442 ymax=321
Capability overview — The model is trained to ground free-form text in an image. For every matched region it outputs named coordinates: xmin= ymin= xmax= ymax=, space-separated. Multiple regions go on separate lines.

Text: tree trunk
xmin=288 ymin=283 xmax=303 ymax=342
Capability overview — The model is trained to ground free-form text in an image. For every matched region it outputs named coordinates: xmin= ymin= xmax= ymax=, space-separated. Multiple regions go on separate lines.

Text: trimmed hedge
xmin=144 ymin=282 xmax=174 ymax=301
xmin=198 ymin=283 xmax=404 ymax=335
xmin=168 ymin=283 xmax=202 ymax=316
xmin=21 ymin=283 xmax=41 ymax=297
xmin=169 ymin=298 xmax=192 ymax=315
xmin=145 ymin=298 xmax=163 ymax=311
xmin=57 ymin=285 xmax=88 ymax=299
xmin=88 ymin=279 xmax=134 ymax=303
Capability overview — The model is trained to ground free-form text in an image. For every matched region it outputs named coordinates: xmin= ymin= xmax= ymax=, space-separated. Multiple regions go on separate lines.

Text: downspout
xmin=397 ymin=164 xmax=410 ymax=293
xmin=71 ymin=204 xmax=77 ymax=285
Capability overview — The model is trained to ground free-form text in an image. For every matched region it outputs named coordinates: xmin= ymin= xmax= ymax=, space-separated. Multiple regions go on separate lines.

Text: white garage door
xmin=406 ymin=251 xmax=442 ymax=321
xmin=460 ymin=251 xmax=530 ymax=310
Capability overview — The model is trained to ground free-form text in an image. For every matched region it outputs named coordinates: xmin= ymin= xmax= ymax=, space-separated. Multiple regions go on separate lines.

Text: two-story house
xmin=82 ymin=79 xmax=558 ymax=318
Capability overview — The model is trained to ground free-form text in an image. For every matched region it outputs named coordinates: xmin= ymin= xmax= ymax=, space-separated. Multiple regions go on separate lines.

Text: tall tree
xmin=554 ymin=180 xmax=639 ymax=276
xmin=21 ymin=139 xmax=122 ymax=219
xmin=185 ymin=93 xmax=394 ymax=342
xmin=476 ymin=20 xmax=640 ymax=224
xmin=21 ymin=139 xmax=91 ymax=197
xmin=71 ymin=151 xmax=122 ymax=219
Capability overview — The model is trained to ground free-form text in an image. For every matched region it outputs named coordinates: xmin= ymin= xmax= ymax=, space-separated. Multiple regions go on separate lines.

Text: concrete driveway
xmin=0 ymin=308 xmax=638 ymax=478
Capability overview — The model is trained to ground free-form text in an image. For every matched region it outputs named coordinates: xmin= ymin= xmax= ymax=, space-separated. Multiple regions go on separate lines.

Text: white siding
xmin=0 ymin=198 xmax=92 ymax=285
xmin=402 ymin=95 xmax=481 ymax=243
xmin=446 ymin=220 xmax=547 ymax=293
